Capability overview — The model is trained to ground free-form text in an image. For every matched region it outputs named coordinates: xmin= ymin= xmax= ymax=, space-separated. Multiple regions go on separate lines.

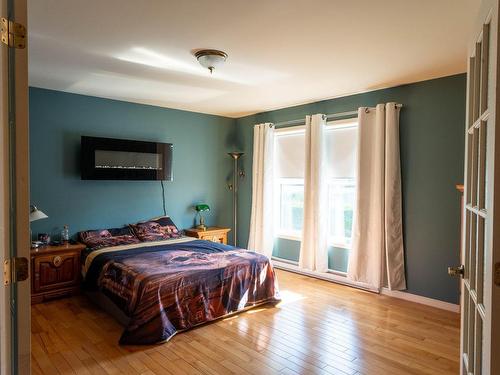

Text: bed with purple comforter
xmin=82 ymin=237 xmax=280 ymax=345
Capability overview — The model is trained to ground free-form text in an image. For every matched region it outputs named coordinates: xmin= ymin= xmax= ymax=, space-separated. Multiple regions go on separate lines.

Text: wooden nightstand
xmin=30 ymin=242 xmax=86 ymax=304
xmin=184 ymin=227 xmax=231 ymax=245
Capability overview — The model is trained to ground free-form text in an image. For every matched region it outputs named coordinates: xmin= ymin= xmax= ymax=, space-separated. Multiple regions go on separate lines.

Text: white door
xmin=0 ymin=0 xmax=30 ymax=373
xmin=457 ymin=0 xmax=500 ymax=373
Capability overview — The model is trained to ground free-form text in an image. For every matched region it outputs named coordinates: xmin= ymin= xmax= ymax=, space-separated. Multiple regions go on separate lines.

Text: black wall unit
xmin=81 ymin=136 xmax=173 ymax=180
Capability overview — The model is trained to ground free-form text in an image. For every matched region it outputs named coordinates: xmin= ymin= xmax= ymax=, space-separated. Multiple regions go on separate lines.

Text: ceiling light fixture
xmin=195 ymin=49 xmax=228 ymax=74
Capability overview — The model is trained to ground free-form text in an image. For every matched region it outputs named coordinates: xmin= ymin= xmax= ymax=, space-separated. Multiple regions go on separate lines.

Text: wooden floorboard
xmin=31 ymin=269 xmax=460 ymax=374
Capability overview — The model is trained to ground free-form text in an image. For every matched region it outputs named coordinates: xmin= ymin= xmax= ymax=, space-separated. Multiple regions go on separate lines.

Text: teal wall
xmin=235 ymin=74 xmax=466 ymax=304
xmin=29 ymin=88 xmax=237 ymax=240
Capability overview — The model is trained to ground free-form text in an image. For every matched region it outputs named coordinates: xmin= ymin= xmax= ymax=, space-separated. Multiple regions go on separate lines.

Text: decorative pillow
xmin=79 ymin=227 xmax=140 ymax=251
xmin=130 ymin=216 xmax=180 ymax=242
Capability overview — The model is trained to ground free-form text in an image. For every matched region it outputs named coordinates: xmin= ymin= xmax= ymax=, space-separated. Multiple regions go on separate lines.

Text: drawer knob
xmin=53 ymin=256 xmax=62 ymax=267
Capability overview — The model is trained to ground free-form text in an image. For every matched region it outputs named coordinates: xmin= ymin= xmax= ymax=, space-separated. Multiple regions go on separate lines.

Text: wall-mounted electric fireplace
xmin=81 ymin=136 xmax=173 ymax=180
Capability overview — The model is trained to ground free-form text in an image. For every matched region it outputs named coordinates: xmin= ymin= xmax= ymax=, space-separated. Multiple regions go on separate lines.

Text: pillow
xmin=129 ymin=216 xmax=180 ymax=242
xmin=79 ymin=226 xmax=140 ymax=251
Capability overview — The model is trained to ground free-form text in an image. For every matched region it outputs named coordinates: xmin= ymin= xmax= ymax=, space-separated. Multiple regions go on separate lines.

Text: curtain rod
xmin=273 ymin=104 xmax=403 ymax=128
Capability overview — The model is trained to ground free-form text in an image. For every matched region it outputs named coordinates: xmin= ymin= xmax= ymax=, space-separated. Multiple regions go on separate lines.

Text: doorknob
xmin=448 ymin=265 xmax=465 ymax=278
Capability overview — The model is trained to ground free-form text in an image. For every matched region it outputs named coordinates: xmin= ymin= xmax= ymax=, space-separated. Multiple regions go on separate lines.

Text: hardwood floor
xmin=31 ymin=269 xmax=460 ymax=375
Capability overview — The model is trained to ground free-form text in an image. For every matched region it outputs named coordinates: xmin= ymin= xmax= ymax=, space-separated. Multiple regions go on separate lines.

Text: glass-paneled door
xmin=456 ymin=1 xmax=500 ymax=373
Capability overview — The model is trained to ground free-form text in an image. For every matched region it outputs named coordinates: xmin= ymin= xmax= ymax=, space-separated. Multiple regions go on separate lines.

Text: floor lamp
xmin=228 ymin=152 xmax=244 ymax=246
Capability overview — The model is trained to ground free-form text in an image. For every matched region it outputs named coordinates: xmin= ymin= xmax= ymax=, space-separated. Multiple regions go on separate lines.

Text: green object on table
xmin=194 ymin=204 xmax=210 ymax=230
xmin=195 ymin=204 xmax=210 ymax=212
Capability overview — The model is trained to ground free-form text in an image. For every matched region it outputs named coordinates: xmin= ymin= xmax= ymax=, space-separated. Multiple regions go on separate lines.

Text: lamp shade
xmin=29 ymin=205 xmax=48 ymax=222
xmin=195 ymin=50 xmax=228 ymax=74
xmin=195 ymin=204 xmax=210 ymax=212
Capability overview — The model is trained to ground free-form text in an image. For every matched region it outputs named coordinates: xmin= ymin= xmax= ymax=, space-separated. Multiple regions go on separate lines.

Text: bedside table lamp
xmin=195 ymin=204 xmax=210 ymax=231
xmin=30 ymin=205 xmax=48 ymax=222
xmin=30 ymin=205 xmax=48 ymax=248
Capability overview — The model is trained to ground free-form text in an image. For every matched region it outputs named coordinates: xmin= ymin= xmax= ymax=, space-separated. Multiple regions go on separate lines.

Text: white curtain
xmin=347 ymin=103 xmax=406 ymax=291
xmin=299 ymin=114 xmax=329 ymax=272
xmin=248 ymin=123 xmax=275 ymax=258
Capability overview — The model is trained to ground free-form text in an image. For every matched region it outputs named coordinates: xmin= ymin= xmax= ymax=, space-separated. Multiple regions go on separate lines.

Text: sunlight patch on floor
xmin=246 ymin=308 xmax=267 ymax=314
xmin=221 ymin=315 xmax=240 ymax=322
xmin=276 ymin=289 xmax=306 ymax=306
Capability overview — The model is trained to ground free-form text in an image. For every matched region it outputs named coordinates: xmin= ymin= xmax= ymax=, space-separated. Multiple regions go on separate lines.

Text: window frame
xmin=326 ymin=176 xmax=356 ymax=249
xmin=274 ymin=118 xmax=358 ymax=242
xmin=274 ymin=126 xmax=303 ymax=240
xmin=274 ymin=126 xmax=306 ymax=241
xmin=276 ymin=177 xmax=304 ymax=240
xmin=324 ymin=118 xmax=357 ymax=248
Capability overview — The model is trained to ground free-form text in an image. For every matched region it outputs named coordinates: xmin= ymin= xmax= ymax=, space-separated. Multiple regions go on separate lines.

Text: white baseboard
xmin=273 ymin=260 xmax=460 ymax=313
xmin=380 ymin=288 xmax=460 ymax=313
xmin=272 ymin=260 xmax=378 ymax=292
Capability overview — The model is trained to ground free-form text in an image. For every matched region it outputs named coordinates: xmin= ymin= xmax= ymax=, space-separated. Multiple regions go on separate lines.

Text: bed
xmin=81 ymin=233 xmax=280 ymax=345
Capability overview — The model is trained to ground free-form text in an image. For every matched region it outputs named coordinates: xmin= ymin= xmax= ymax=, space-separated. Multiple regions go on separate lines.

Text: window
xmin=328 ymin=178 xmax=355 ymax=247
xmin=274 ymin=119 xmax=357 ymax=272
xmin=274 ymin=129 xmax=305 ymax=239
xmin=324 ymin=121 xmax=357 ymax=249
xmin=279 ymin=178 xmax=304 ymax=237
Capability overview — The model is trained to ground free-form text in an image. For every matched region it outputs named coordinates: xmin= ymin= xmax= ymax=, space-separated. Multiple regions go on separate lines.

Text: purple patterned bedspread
xmin=83 ymin=239 xmax=280 ymax=344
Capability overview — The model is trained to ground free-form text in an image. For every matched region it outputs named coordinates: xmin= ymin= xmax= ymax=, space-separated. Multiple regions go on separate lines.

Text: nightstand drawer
xmin=199 ymin=232 xmax=227 ymax=244
xmin=32 ymin=251 xmax=80 ymax=293
xmin=184 ymin=227 xmax=231 ymax=245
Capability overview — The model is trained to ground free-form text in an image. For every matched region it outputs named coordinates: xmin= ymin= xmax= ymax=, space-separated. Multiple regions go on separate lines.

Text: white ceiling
xmin=28 ymin=0 xmax=480 ymax=118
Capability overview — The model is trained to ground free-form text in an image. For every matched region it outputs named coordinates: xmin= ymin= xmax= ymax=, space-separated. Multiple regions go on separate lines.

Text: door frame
xmin=0 ymin=0 xmax=29 ymax=373
xmin=0 ymin=0 xmax=11 ymax=369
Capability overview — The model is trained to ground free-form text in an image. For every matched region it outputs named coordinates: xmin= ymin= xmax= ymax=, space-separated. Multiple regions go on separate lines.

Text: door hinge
xmin=3 ymin=257 xmax=29 ymax=285
xmin=1 ymin=17 xmax=26 ymax=49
